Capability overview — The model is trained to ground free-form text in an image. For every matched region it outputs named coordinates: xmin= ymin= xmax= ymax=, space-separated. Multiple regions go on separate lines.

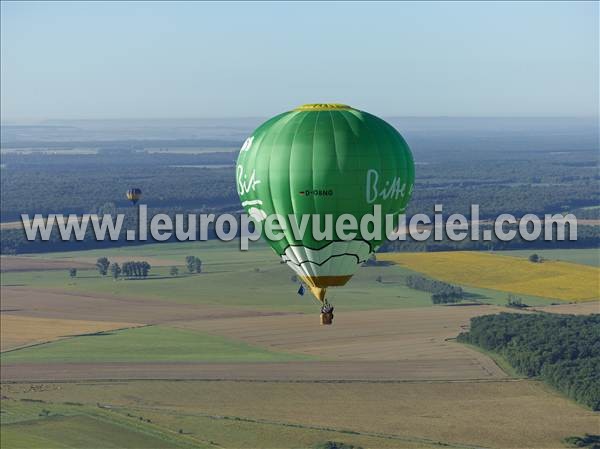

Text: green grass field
xmin=1 ymin=241 xmax=439 ymax=312
xmin=26 ymin=240 xmax=275 ymax=266
xmin=1 ymin=400 xmax=202 ymax=449
xmin=1 ymin=325 xmax=312 ymax=364
xmin=3 ymin=241 xmax=575 ymax=311
xmin=0 ymin=396 xmax=445 ymax=449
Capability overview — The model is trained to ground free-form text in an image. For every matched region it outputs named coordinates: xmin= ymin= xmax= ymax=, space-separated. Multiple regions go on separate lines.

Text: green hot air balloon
xmin=236 ymin=104 xmax=414 ymax=305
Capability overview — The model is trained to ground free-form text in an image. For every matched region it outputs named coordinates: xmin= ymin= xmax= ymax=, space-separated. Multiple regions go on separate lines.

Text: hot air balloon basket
xmin=320 ymin=312 xmax=334 ymax=325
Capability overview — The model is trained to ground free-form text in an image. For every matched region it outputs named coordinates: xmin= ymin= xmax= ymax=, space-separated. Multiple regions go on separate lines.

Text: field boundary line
xmin=454 ymin=340 xmax=525 ymax=379
xmin=121 ymin=404 xmax=492 ymax=449
xmin=85 ymin=407 xmax=215 ymax=449
xmin=0 ymin=377 xmax=531 ymax=385
xmin=0 ymin=324 xmax=151 ymax=354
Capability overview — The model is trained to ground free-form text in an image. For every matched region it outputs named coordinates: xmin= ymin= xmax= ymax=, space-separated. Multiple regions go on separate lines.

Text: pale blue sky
xmin=1 ymin=1 xmax=598 ymax=119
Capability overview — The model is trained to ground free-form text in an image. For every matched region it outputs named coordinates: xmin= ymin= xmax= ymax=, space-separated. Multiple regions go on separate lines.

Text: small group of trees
xmin=431 ymin=292 xmax=461 ymax=304
xmin=406 ymin=275 xmax=464 ymax=304
xmin=122 ymin=261 xmax=151 ymax=278
xmin=506 ymin=294 xmax=528 ymax=308
xmin=93 ymin=256 xmax=199 ymax=279
xmin=185 ymin=256 xmax=202 ymax=274
xmin=528 ymin=253 xmax=543 ymax=263
xmin=94 ymin=256 xmax=151 ymax=279
xmin=96 ymin=257 xmax=110 ymax=275
xmin=110 ymin=263 xmax=121 ymax=279
xmin=563 ymin=434 xmax=600 ymax=449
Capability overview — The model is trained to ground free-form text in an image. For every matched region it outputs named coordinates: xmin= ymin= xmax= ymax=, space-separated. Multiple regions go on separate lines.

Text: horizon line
xmin=2 ymin=114 xmax=599 ymax=124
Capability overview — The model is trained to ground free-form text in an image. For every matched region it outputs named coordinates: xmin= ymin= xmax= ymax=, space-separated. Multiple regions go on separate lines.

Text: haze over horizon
xmin=1 ymin=1 xmax=598 ymax=120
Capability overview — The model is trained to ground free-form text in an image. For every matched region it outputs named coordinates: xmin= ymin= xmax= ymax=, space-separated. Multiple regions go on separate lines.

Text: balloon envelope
xmin=126 ymin=188 xmax=142 ymax=205
xmin=236 ymin=104 xmax=414 ymax=302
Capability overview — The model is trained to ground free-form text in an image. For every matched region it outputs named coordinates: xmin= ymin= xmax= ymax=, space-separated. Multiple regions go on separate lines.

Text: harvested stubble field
xmin=170 ymin=306 xmax=508 ymax=379
xmin=531 ymin=300 xmax=600 ymax=315
xmin=2 ymin=379 xmax=597 ymax=449
xmin=379 ymin=251 xmax=600 ymax=301
xmin=2 ymin=303 xmax=508 ymax=382
xmin=0 ymin=285 xmax=291 ymax=324
xmin=0 ymin=256 xmax=94 ymax=272
xmin=0 ymin=314 xmax=138 ymax=351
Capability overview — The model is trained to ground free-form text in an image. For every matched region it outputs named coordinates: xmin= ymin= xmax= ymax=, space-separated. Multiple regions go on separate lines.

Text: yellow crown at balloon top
xmin=295 ymin=103 xmax=353 ymax=111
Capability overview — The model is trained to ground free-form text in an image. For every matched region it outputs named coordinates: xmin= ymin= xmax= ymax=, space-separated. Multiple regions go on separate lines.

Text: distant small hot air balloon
xmin=126 ymin=188 xmax=142 ymax=205
xmin=236 ymin=104 xmax=415 ymax=311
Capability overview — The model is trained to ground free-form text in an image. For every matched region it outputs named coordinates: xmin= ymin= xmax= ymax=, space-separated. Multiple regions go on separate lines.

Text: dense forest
xmin=457 ymin=313 xmax=600 ymax=411
xmin=2 ymin=149 xmax=598 ymax=221
xmin=1 ymin=118 xmax=598 ymax=254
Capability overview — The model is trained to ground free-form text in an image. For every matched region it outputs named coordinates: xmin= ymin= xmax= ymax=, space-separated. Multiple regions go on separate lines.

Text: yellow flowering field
xmin=378 ymin=251 xmax=600 ymax=302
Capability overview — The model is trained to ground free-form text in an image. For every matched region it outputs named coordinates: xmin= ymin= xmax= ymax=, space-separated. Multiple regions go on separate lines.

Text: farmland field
xmin=1 ymin=325 xmax=312 ymax=364
xmin=2 ymin=380 xmax=598 ymax=449
xmin=0 ymin=255 xmax=95 ymax=272
xmin=1 ymin=305 xmax=508 ymax=382
xmin=0 ymin=400 xmax=199 ymax=449
xmin=2 ymin=243 xmax=599 ymax=448
xmin=379 ymin=251 xmax=600 ymax=302
xmin=2 ymin=5 xmax=599 ymax=447
xmin=498 ymin=248 xmax=600 ymax=267
xmin=0 ymin=241 xmax=563 ymax=311
xmin=532 ymin=301 xmax=600 ymax=315
xmin=0 ymin=315 xmax=138 ymax=351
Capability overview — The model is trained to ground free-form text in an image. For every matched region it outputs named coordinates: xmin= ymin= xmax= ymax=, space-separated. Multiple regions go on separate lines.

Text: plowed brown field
xmin=0 ymin=286 xmax=293 ymax=324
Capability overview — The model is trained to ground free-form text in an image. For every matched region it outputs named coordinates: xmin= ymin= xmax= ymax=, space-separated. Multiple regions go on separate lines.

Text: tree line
xmin=1 ymin=144 xmax=599 ymax=254
xmin=92 ymin=256 xmax=203 ymax=279
xmin=457 ymin=313 xmax=600 ymax=411
xmin=405 ymin=275 xmax=464 ymax=304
